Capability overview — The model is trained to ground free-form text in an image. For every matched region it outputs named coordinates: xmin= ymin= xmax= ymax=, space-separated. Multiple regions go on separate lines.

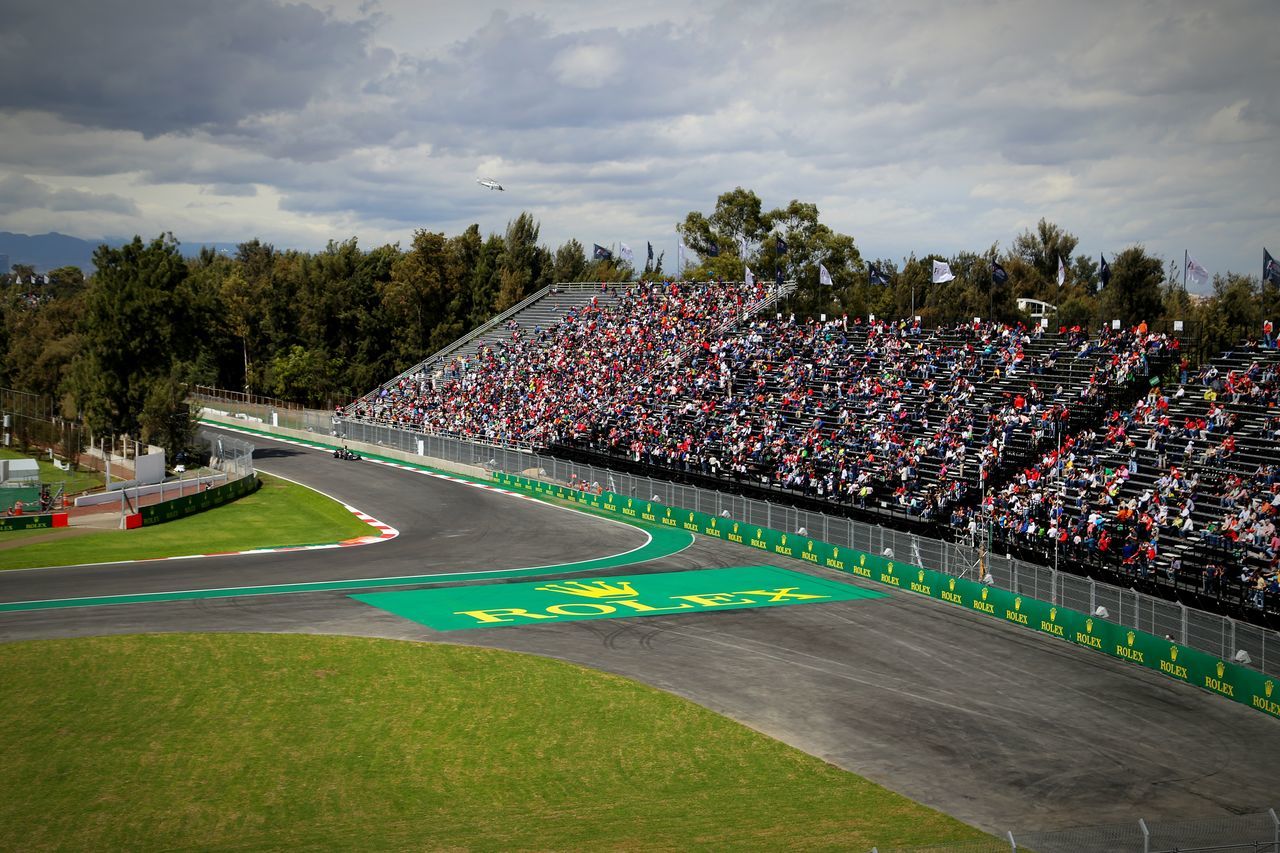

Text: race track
xmin=1 ymin=428 xmax=1275 ymax=834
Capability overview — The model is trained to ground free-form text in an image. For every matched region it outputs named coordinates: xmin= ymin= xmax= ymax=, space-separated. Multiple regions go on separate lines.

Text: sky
xmin=0 ymin=0 xmax=1276 ymax=286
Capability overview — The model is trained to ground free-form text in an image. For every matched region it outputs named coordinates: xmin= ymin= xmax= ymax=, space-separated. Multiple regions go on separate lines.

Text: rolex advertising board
xmin=489 ymin=470 xmax=1277 ymax=720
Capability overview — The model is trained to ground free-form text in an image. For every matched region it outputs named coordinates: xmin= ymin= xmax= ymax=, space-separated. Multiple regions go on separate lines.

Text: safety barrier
xmin=137 ymin=474 xmax=260 ymax=526
xmin=494 ymin=470 xmax=1280 ymax=722
xmin=0 ymin=512 xmax=68 ymax=532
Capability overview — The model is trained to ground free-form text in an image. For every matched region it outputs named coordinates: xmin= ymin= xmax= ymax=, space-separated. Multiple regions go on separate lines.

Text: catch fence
xmin=191 ymin=389 xmax=1280 ymax=679
xmin=873 ymin=807 xmax=1279 ymax=853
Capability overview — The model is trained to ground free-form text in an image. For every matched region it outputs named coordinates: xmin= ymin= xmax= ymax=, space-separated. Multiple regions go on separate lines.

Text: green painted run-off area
xmin=353 ymin=565 xmax=885 ymax=631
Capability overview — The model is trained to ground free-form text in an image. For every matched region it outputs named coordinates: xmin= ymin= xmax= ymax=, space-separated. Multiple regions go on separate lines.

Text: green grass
xmin=0 ymin=634 xmax=986 ymax=851
xmin=0 ymin=474 xmax=372 ymax=570
xmin=0 ymin=448 xmax=113 ymax=495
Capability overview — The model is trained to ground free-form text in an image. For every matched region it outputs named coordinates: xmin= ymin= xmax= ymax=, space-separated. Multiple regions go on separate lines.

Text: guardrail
xmin=191 ymin=392 xmax=1280 ymax=687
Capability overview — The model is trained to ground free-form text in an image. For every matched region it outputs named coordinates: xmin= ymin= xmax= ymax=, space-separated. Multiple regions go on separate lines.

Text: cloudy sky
xmin=1 ymin=0 xmax=1276 ymax=283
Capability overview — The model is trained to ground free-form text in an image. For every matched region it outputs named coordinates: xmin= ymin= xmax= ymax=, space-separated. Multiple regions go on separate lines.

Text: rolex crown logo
xmin=1014 ymin=596 xmax=1021 ymax=611
xmin=860 ymin=554 xmax=867 ymax=566
xmin=689 ymin=512 xmax=695 ymax=522
xmin=646 ymin=503 xmax=652 ymax=513
xmin=833 ymin=547 xmax=840 ymax=558
xmin=666 ymin=507 xmax=672 ymax=517
xmin=781 ymin=535 xmax=787 ymax=546
xmin=949 ymin=577 xmax=956 ymax=591
xmin=808 ymin=540 xmax=814 ymax=552
xmin=1216 ymin=661 xmax=1225 ymax=679
xmin=1086 ymin=618 xmax=1094 ymax=633
xmin=536 ymin=580 xmax=639 ymax=599
xmin=1126 ymin=630 xmax=1135 ymax=647
xmin=1049 ymin=607 xmax=1057 ymax=621
xmin=757 ymin=528 xmax=763 ymax=538
xmin=732 ymin=523 xmax=739 ymax=533
xmin=981 ymin=587 xmax=988 ymax=601
xmin=627 ymin=498 xmax=633 ymax=508
xmin=886 ymin=562 xmax=894 ymax=573
xmin=710 ymin=518 xmax=716 ymax=527
xmin=1170 ymin=646 xmax=1178 ymax=662
xmin=1266 ymin=680 xmax=1274 ymax=699
xmin=918 ymin=570 xmax=925 ymax=583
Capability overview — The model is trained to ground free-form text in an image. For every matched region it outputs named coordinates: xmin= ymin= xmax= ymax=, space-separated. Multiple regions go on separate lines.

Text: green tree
xmin=552 ymin=239 xmax=588 ymax=284
xmin=68 ymin=234 xmax=193 ymax=437
xmin=1011 ymin=219 xmax=1079 ymax=299
xmin=138 ymin=370 xmax=196 ymax=459
xmin=1099 ymin=246 xmax=1165 ymax=326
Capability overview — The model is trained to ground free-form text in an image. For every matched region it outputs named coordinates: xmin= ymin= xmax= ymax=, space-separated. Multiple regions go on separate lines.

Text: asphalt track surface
xmin=1 ymin=429 xmax=1276 ymax=835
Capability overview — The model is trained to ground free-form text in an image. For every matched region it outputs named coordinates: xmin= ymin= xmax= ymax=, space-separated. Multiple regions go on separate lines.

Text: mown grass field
xmin=0 ymin=634 xmax=986 ymax=851
xmin=0 ymin=474 xmax=371 ymax=570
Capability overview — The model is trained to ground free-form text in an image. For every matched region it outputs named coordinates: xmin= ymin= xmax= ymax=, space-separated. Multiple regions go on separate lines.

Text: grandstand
xmin=343 ymin=279 xmax=1276 ymax=628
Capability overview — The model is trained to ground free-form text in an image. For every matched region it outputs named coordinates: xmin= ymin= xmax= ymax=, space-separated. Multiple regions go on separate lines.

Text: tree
xmin=494 ymin=213 xmax=551 ymax=311
xmin=709 ymin=187 xmax=768 ymax=257
xmin=1011 ymin=218 xmax=1079 ymax=298
xmin=138 ymin=370 xmax=196 ymax=460
xmin=552 ymin=239 xmax=588 ymax=284
xmin=1099 ymin=246 xmax=1165 ymax=326
xmin=68 ymin=234 xmax=193 ymax=437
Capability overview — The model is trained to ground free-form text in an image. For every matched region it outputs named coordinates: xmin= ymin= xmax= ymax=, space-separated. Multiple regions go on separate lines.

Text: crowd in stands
xmin=347 ymin=278 xmax=1276 ymax=613
xmin=347 ymin=280 xmax=771 ymax=444
xmin=988 ymin=350 xmax=1280 ymax=610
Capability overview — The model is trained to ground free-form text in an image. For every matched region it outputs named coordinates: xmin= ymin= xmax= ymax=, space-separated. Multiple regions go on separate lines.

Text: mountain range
xmin=0 ymin=232 xmax=244 ymax=273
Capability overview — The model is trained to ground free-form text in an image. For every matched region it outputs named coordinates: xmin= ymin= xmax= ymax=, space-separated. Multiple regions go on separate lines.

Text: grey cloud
xmin=200 ymin=183 xmax=259 ymax=198
xmin=0 ymin=0 xmax=385 ymax=136
xmin=0 ymin=174 xmax=139 ymax=215
xmin=386 ymin=12 xmax=728 ymax=133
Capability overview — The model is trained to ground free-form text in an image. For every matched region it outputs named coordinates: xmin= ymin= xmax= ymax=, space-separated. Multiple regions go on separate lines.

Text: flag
xmin=1057 ymin=256 xmax=1066 ymax=287
xmin=1185 ymin=252 xmax=1210 ymax=287
xmin=932 ymin=260 xmax=954 ymax=284
xmin=705 ymin=240 xmax=720 ymax=257
xmin=678 ymin=241 xmax=686 ymax=273
xmin=1100 ymin=254 xmax=1111 ymax=287
xmin=868 ymin=263 xmax=890 ymax=286
xmin=593 ymin=244 xmax=613 ymax=261
xmin=819 ymin=263 xmax=833 ymax=286
xmin=775 ymin=266 xmax=784 ymax=287
xmin=1266 ymin=248 xmax=1280 ymax=285
xmin=619 ymin=243 xmax=634 ymax=263
xmin=745 ymin=266 xmax=755 ymax=288
xmin=647 ymin=241 xmax=654 ymax=262
xmin=738 ymin=235 xmax=748 ymax=258
xmin=991 ymin=261 xmax=1009 ymax=285
xmin=776 ymin=235 xmax=788 ymax=255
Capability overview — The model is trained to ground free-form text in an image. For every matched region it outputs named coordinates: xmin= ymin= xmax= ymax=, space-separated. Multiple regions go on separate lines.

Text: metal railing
xmin=201 ymin=430 xmax=254 ymax=480
xmin=872 ymin=808 xmax=1279 ymax=853
xmin=192 ymin=390 xmax=1280 ymax=680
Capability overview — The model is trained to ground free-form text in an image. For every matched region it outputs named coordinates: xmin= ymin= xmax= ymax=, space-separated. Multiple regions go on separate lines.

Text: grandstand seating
xmin=344 ymin=279 xmax=1276 ymax=624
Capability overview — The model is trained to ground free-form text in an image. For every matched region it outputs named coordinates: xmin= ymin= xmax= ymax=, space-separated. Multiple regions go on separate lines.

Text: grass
xmin=0 ymin=448 xmax=113 ymax=495
xmin=0 ymin=474 xmax=372 ymax=570
xmin=0 ymin=634 xmax=986 ymax=852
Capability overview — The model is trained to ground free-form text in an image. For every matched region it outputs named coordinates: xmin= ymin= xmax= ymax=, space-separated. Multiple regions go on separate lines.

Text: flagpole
xmin=1183 ymin=249 xmax=1188 ymax=292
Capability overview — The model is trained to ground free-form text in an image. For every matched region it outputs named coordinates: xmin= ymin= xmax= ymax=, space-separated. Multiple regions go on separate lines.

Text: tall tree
xmin=68 ymin=234 xmax=193 ymax=438
xmin=1099 ymin=246 xmax=1165 ymax=326
xmin=1012 ymin=218 xmax=1079 ymax=298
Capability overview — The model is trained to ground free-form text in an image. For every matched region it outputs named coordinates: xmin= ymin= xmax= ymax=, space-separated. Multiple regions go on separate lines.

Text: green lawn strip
xmin=0 ymin=634 xmax=987 ymax=851
xmin=0 ymin=448 xmax=113 ymax=495
xmin=0 ymin=474 xmax=370 ymax=570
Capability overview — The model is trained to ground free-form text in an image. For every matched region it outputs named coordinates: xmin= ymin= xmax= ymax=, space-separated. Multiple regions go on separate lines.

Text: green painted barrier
xmin=0 ymin=513 xmax=54 ymax=532
xmin=494 ymin=470 xmax=1280 ymax=721
xmin=139 ymin=475 xmax=261 ymax=526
